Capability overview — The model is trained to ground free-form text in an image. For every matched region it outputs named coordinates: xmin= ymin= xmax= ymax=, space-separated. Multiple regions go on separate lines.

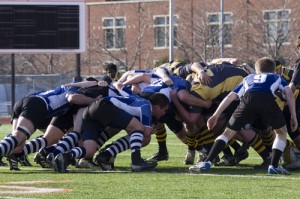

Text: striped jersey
xmin=34 ymin=85 xmax=79 ymax=118
xmin=103 ymin=96 xmax=152 ymax=127
xmin=233 ymin=73 xmax=288 ymax=98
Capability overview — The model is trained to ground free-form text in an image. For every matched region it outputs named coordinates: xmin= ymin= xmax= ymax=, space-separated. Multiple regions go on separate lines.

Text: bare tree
xmin=241 ymin=0 xmax=300 ymax=64
xmin=87 ymin=2 xmax=155 ymax=74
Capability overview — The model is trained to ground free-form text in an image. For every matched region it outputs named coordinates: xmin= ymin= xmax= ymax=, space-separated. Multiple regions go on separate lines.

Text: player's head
xmin=255 ymin=57 xmax=275 ymax=74
xmin=148 ymin=93 xmax=170 ymax=120
xmin=105 ymin=63 xmax=118 ymax=79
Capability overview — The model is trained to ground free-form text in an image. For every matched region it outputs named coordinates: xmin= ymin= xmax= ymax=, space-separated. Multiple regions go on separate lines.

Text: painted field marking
xmin=0 ymin=180 xmax=72 ymax=195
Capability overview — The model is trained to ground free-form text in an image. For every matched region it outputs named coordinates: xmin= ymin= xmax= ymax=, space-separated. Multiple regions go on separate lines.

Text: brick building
xmin=83 ymin=0 xmax=300 ymax=76
xmin=1 ymin=0 xmax=300 ymax=77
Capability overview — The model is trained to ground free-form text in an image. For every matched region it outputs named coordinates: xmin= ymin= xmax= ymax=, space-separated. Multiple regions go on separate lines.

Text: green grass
xmin=0 ymin=124 xmax=300 ymax=199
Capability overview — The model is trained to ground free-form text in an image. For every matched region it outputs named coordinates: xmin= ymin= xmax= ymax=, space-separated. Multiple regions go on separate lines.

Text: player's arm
xmin=155 ymin=67 xmax=173 ymax=86
xmin=207 ymin=92 xmax=238 ymax=130
xmin=177 ymin=89 xmax=212 ymax=109
xmin=190 ymin=62 xmax=211 ymax=85
xmin=123 ymin=73 xmax=152 ymax=86
xmin=118 ymin=70 xmax=134 ymax=83
xmin=283 ymin=86 xmax=298 ymax=132
xmin=67 ymin=93 xmax=100 ymax=105
xmin=170 ymin=89 xmax=196 ymax=124
xmin=64 ymin=81 xmax=98 ymax=88
xmin=142 ymin=126 xmax=153 ymax=147
xmin=241 ymin=63 xmax=255 ymax=74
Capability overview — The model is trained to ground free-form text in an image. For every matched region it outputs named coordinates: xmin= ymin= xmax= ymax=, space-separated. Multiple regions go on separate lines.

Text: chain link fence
xmin=0 ymin=74 xmax=73 ymax=116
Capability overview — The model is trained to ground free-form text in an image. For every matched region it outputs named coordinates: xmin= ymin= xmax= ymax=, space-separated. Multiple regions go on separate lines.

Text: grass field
xmin=0 ymin=124 xmax=300 ymax=199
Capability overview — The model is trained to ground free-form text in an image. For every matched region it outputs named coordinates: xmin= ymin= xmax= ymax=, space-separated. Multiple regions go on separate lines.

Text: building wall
xmin=84 ymin=0 xmax=300 ymax=76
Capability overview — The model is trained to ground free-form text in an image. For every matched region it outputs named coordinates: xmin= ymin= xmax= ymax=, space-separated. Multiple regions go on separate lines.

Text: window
xmin=154 ymin=15 xmax=178 ymax=48
xmin=264 ymin=10 xmax=290 ymax=44
xmin=103 ymin=17 xmax=125 ymax=49
xmin=207 ymin=13 xmax=232 ymax=46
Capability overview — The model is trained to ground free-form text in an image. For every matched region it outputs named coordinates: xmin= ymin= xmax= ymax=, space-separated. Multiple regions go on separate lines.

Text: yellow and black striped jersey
xmin=156 ymin=61 xmax=205 ymax=79
xmin=189 ymin=64 xmax=249 ymax=102
xmin=281 ymin=67 xmax=294 ymax=83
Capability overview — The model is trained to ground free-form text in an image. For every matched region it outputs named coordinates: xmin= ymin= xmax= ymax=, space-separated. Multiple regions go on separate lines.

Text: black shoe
xmin=234 ymin=150 xmax=249 ymax=164
xmin=131 ymin=159 xmax=157 ymax=172
xmin=54 ymin=152 xmax=72 ymax=173
xmin=215 ymin=155 xmax=237 ymax=166
xmin=234 ymin=143 xmax=249 ymax=164
xmin=18 ymin=155 xmax=32 ymax=166
xmin=34 ymin=151 xmax=50 ymax=168
xmin=76 ymin=158 xmax=98 ymax=169
xmin=95 ymin=152 xmax=115 ymax=171
xmin=46 ymin=153 xmax=56 ymax=170
xmin=7 ymin=154 xmax=20 ymax=171
xmin=254 ymin=156 xmax=271 ymax=169
xmin=0 ymin=156 xmax=7 ymax=166
xmin=147 ymin=150 xmax=169 ymax=162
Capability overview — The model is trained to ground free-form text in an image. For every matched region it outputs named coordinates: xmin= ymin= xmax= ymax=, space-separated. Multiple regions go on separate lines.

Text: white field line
xmin=186 ymin=173 xmax=300 ymax=180
xmin=0 ymin=196 xmax=38 ymax=199
xmin=0 ymin=167 xmax=299 ymax=181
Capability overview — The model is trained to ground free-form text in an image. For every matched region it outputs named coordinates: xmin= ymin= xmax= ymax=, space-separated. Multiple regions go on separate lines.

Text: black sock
xmin=205 ymin=139 xmax=226 ymax=162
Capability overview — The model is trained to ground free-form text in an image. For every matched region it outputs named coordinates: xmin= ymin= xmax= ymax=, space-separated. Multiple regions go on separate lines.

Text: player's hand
xmin=198 ymin=71 xmax=211 ymax=85
xmin=170 ymin=89 xmax=178 ymax=100
xmin=290 ymin=116 xmax=298 ymax=132
xmin=207 ymin=115 xmax=218 ymax=130
xmin=163 ymin=76 xmax=174 ymax=86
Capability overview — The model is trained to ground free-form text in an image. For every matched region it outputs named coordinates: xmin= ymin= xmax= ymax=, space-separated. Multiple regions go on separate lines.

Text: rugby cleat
xmin=268 ymin=165 xmax=290 ymax=175
xmin=46 ymin=153 xmax=56 ymax=170
xmin=34 ymin=152 xmax=50 ymax=168
xmin=234 ymin=143 xmax=249 ymax=164
xmin=7 ymin=154 xmax=20 ymax=171
xmin=215 ymin=155 xmax=236 ymax=166
xmin=0 ymin=156 xmax=7 ymax=166
xmin=95 ymin=152 xmax=115 ymax=171
xmin=196 ymin=149 xmax=208 ymax=164
xmin=189 ymin=161 xmax=212 ymax=173
xmin=131 ymin=159 xmax=157 ymax=172
xmin=76 ymin=158 xmax=98 ymax=169
xmin=18 ymin=155 xmax=32 ymax=166
xmin=184 ymin=149 xmax=195 ymax=165
xmin=54 ymin=152 xmax=72 ymax=173
xmin=146 ymin=150 xmax=169 ymax=162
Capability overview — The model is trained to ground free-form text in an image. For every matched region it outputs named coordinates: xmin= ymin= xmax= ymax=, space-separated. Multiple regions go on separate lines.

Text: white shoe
xmin=268 ymin=165 xmax=290 ymax=175
xmin=189 ymin=161 xmax=211 ymax=173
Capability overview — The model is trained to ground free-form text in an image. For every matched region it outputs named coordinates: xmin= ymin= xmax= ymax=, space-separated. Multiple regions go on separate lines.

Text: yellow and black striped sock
xmin=155 ymin=124 xmax=167 ymax=152
xmin=249 ymin=133 xmax=269 ymax=160
xmin=260 ymin=128 xmax=274 ymax=153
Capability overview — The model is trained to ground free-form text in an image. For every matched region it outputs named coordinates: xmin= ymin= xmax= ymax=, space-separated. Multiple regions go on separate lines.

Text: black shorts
xmin=50 ymin=106 xmax=78 ymax=133
xmin=228 ymin=92 xmax=286 ymax=131
xmin=159 ymin=107 xmax=184 ymax=134
xmin=11 ymin=96 xmax=49 ymax=130
xmin=81 ymin=99 xmax=133 ymax=133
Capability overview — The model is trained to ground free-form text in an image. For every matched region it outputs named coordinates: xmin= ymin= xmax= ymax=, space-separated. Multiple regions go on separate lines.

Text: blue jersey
xmin=141 ymin=75 xmax=190 ymax=101
xmin=34 ymin=85 xmax=79 ymax=118
xmin=233 ymin=73 xmax=288 ymax=97
xmin=104 ymin=96 xmax=152 ymax=127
